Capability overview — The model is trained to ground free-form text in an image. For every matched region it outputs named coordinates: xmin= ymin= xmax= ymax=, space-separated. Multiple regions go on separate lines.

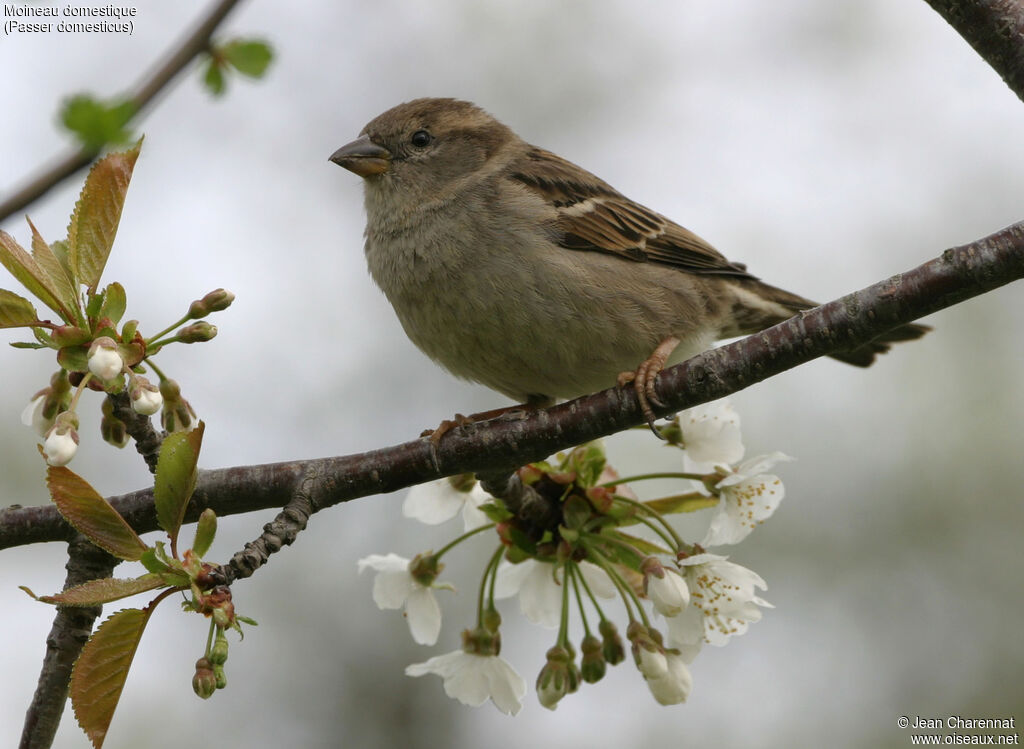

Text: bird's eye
xmin=410 ymin=130 xmax=432 ymax=148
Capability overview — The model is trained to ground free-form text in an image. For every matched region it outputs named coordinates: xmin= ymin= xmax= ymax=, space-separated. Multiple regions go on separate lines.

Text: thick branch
xmin=0 ymin=0 xmax=243 ymax=223
xmin=924 ymin=0 xmax=1024 ymax=101
xmin=19 ymin=537 xmax=117 ymax=749
xmin=1 ymin=221 xmax=1020 ymax=552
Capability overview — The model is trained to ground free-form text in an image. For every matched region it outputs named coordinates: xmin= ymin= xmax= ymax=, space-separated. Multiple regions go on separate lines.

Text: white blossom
xmin=645 ymin=566 xmax=690 ymax=617
xmin=21 ymin=395 xmax=53 ymax=437
xmin=357 ymin=553 xmax=450 ymax=645
xmin=644 ymin=652 xmax=693 ymax=705
xmin=669 ymin=553 xmax=773 ymax=649
xmin=87 ymin=338 xmax=124 ymax=380
xmin=680 ymin=399 xmax=745 ymax=472
xmin=702 ymin=452 xmax=792 ymax=546
xmin=43 ymin=424 xmax=78 ymax=466
xmin=403 ymin=478 xmax=491 ymax=531
xmin=406 ymin=649 xmax=527 ymax=715
xmin=494 ymin=559 xmax=615 ymax=628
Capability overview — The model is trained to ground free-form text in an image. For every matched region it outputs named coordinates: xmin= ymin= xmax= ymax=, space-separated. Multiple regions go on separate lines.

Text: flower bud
xmin=536 ymin=646 xmax=572 ymax=710
xmin=580 ymin=634 xmax=607 ymax=683
xmin=214 ymin=663 xmax=227 ymax=690
xmin=100 ymin=397 xmax=129 ymax=448
xmin=43 ymin=412 xmax=80 ymax=466
xmin=210 ymin=630 xmax=229 ymax=665
xmin=642 ymin=557 xmax=690 ymax=617
xmin=87 ymin=337 xmax=124 ymax=380
xmin=192 ymin=657 xmax=216 ymax=699
xmin=129 ymin=375 xmax=163 ymax=415
xmin=599 ymin=619 xmax=626 ymax=665
xmin=177 ymin=321 xmax=217 ymax=343
xmin=627 ymin=622 xmax=668 ymax=679
xmin=160 ymin=379 xmax=197 ymax=432
xmin=188 ymin=288 xmax=235 ymax=319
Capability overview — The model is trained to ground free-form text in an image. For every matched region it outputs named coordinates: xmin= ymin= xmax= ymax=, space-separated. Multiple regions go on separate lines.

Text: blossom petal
xmin=405 ymin=586 xmax=442 ymax=645
xmin=403 ymin=481 xmax=466 ymax=524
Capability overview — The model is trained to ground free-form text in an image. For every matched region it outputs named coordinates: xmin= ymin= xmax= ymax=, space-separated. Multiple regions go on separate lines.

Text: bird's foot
xmin=617 ymin=335 xmax=681 ymax=438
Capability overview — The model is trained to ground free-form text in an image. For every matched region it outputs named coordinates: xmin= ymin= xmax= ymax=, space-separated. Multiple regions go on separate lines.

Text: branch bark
xmin=0 ymin=0 xmax=243 ymax=224
xmin=18 ymin=537 xmax=117 ymax=749
xmin=924 ymin=0 xmax=1024 ymax=101
xmin=2 ymin=220 xmax=1021 ymax=553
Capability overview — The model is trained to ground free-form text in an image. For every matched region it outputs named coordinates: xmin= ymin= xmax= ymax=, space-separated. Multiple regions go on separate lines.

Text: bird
xmin=329 ymin=97 xmax=928 ymax=436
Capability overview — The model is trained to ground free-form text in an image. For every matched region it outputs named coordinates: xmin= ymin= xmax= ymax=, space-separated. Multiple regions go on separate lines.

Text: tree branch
xmin=924 ymin=0 xmax=1024 ymax=101
xmin=1 ymin=220 xmax=1021 ymax=553
xmin=18 ymin=537 xmax=118 ymax=749
xmin=0 ymin=0 xmax=243 ymax=224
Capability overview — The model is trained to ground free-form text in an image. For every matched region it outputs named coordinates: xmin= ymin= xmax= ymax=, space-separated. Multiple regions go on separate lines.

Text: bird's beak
xmin=329 ymin=135 xmax=391 ymax=177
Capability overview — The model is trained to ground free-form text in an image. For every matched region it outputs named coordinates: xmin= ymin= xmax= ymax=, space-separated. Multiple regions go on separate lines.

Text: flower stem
xmin=568 ymin=565 xmax=592 ymax=637
xmin=434 ymin=522 xmax=495 ymax=561
xmin=599 ymin=471 xmax=709 ymax=486
xmin=612 ymin=495 xmax=687 ymax=550
xmin=476 ymin=546 xmax=504 ymax=628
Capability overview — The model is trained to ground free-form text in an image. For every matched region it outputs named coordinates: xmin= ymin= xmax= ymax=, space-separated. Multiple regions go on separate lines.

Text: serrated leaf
xmin=47 ymin=466 xmax=147 ymax=561
xmin=0 ymin=288 xmax=39 ymax=328
xmin=153 ymin=422 xmax=205 ymax=545
xmin=602 ymin=530 xmax=670 ymax=559
xmin=192 ymin=508 xmax=217 ymax=557
xmin=97 ymin=282 xmax=126 ymax=325
xmin=71 ymin=606 xmax=153 ymax=748
xmin=67 ymin=141 xmax=141 ymax=293
xmin=202 ymin=60 xmax=226 ymax=96
xmin=139 ymin=548 xmax=168 ymax=574
xmin=222 ymin=39 xmax=273 ymax=77
xmin=0 ymin=230 xmax=69 ymax=318
xmin=644 ymin=492 xmax=719 ymax=516
xmin=36 ymin=574 xmax=165 ymax=606
xmin=28 ymin=217 xmax=80 ymax=317
xmin=60 ymin=94 xmax=136 ymax=152
xmin=57 ymin=344 xmax=90 ymax=373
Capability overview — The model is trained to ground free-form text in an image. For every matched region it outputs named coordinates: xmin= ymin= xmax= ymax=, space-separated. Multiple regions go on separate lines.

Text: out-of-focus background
xmin=2 ymin=2 xmax=1022 ymax=747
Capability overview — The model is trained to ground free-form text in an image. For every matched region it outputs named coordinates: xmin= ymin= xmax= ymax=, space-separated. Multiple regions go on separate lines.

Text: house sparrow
xmin=330 ymin=98 xmax=928 ymax=432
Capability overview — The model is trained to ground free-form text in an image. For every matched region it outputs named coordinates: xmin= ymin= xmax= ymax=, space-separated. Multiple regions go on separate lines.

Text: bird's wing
xmin=509 ymin=147 xmax=756 ymax=279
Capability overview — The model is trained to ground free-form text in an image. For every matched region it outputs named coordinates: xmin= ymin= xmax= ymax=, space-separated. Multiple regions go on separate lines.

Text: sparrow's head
xmin=329 ymin=98 xmax=516 ymax=200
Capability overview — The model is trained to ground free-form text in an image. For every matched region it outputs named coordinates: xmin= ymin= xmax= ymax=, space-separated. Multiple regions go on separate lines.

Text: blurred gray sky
xmin=1 ymin=2 xmax=1022 ymax=748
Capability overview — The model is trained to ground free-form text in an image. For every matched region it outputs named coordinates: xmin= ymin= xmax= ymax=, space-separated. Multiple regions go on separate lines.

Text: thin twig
xmin=1 ymin=220 xmax=1021 ymax=553
xmin=0 ymin=0 xmax=243 ymax=223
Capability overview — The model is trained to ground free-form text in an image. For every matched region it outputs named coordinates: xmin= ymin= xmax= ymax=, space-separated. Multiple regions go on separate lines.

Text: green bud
xmin=177 ymin=321 xmax=217 ymax=343
xmin=580 ymin=634 xmax=607 ymax=683
xmin=100 ymin=396 xmax=129 ymax=447
xmin=193 ymin=509 xmax=217 ymax=558
xmin=214 ymin=663 xmax=227 ymax=690
xmin=599 ymin=620 xmax=626 ymax=666
xmin=210 ymin=629 xmax=230 ymax=665
xmin=188 ymin=288 xmax=235 ymax=319
xmin=536 ymin=646 xmax=572 ymax=710
xmin=561 ymin=494 xmax=591 ymax=530
xmin=192 ymin=657 xmax=216 ymax=699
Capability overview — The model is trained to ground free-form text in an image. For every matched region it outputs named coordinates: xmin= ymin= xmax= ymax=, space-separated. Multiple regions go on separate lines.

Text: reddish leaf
xmin=0 ymin=288 xmax=39 ymax=328
xmin=34 ymin=574 xmax=165 ymax=606
xmin=66 ymin=141 xmax=141 ymax=293
xmin=71 ymin=606 xmax=152 ymax=748
xmin=28 ymin=217 xmax=80 ymax=318
xmin=0 ymin=230 xmax=68 ymax=317
xmin=153 ymin=422 xmax=205 ymax=546
xmin=47 ymin=466 xmax=147 ymax=561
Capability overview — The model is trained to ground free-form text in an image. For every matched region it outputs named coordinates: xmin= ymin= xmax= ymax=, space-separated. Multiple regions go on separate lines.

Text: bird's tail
xmin=725 ymin=279 xmax=930 ymax=367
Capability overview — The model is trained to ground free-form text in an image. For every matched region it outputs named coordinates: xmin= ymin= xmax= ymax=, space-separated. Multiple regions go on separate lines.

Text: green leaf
xmin=28 ymin=217 xmax=80 ymax=319
xmin=67 ymin=141 xmax=142 ymax=293
xmin=47 ymin=466 xmax=148 ymax=561
xmin=0 ymin=230 xmax=69 ymax=318
xmin=0 ymin=288 xmax=39 ymax=328
xmin=222 ymin=39 xmax=273 ymax=77
xmin=153 ymin=422 xmax=205 ymax=546
xmin=60 ymin=94 xmax=136 ymax=152
xmin=71 ymin=606 xmax=154 ymax=748
xmin=192 ymin=508 xmax=217 ymax=557
xmin=10 ymin=341 xmax=47 ymax=349
xmin=644 ymin=492 xmax=719 ymax=516
xmin=202 ymin=60 xmax=226 ymax=96
xmin=96 ymin=282 xmax=127 ymax=326
xmin=32 ymin=574 xmax=165 ymax=606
